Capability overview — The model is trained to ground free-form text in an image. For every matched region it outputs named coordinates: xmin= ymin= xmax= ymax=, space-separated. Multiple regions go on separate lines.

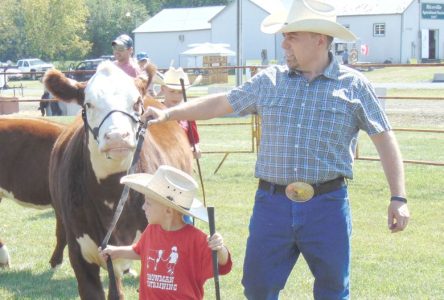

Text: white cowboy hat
xmin=155 ymin=67 xmax=202 ymax=91
xmin=261 ymin=0 xmax=357 ymax=42
xmin=120 ymin=165 xmax=208 ymax=222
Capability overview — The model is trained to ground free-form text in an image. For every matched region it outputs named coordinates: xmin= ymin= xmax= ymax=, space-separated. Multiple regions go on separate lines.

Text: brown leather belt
xmin=259 ymin=177 xmax=346 ymax=198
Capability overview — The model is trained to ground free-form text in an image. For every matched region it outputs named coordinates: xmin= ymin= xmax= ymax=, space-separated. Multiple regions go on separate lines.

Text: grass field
xmin=1 ymin=66 xmax=444 ymax=299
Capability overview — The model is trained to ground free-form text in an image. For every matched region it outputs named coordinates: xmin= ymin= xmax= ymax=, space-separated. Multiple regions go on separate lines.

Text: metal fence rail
xmin=1 ymin=64 xmax=443 ymax=169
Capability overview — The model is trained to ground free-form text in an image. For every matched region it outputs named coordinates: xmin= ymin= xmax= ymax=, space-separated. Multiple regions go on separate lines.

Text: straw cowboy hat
xmin=155 ymin=67 xmax=202 ymax=90
xmin=261 ymin=0 xmax=357 ymax=41
xmin=121 ymin=165 xmax=208 ymax=222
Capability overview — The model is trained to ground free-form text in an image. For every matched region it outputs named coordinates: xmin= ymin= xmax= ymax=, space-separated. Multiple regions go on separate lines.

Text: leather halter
xmin=81 ymin=106 xmax=145 ymax=142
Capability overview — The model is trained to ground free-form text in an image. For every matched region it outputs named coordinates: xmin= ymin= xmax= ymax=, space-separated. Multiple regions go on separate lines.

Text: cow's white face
xmin=83 ymin=62 xmax=143 ymax=180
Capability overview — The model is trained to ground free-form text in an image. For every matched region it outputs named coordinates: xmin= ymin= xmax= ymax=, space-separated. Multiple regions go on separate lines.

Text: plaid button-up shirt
xmin=227 ymin=56 xmax=391 ymax=185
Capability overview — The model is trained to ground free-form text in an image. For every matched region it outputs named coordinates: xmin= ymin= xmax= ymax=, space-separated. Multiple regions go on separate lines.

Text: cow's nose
xmin=104 ymin=131 xmax=130 ymax=140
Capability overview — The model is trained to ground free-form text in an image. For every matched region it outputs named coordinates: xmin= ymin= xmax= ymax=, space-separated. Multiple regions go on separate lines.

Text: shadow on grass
xmin=0 ymin=268 xmax=79 ymax=299
xmin=29 ymin=209 xmax=55 ymax=221
xmin=0 ymin=267 xmax=140 ymax=299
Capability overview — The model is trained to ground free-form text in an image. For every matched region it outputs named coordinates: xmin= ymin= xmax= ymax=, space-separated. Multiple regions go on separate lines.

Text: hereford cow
xmin=0 ymin=117 xmax=66 ymax=268
xmin=44 ymin=61 xmax=193 ymax=299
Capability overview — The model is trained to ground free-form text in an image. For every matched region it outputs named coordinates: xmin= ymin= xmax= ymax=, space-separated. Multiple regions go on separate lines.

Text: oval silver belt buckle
xmin=285 ymin=182 xmax=314 ymax=202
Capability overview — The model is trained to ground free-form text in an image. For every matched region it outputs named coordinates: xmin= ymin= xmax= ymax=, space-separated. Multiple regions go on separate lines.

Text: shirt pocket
xmin=260 ymin=95 xmax=294 ymax=125
xmin=316 ymin=101 xmax=353 ymax=139
xmin=318 ymin=102 xmax=348 ymax=123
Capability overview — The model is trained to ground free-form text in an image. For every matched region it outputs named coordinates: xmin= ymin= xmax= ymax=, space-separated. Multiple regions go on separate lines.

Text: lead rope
xmin=101 ymin=119 xmax=148 ymax=300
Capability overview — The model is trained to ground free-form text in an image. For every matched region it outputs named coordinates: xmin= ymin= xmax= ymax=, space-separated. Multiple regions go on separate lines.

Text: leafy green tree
xmin=22 ymin=0 xmax=90 ymax=60
xmin=85 ymin=0 xmax=148 ymax=58
xmin=0 ymin=0 xmax=232 ymax=62
xmin=0 ymin=0 xmax=90 ymax=61
xmin=0 ymin=0 xmax=23 ymax=62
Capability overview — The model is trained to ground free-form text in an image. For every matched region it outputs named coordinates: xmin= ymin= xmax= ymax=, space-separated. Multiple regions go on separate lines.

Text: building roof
xmin=249 ymin=0 xmax=288 ymax=14
xmin=331 ymin=0 xmax=415 ymax=16
xmin=133 ymin=6 xmax=225 ymax=33
xmin=134 ymin=0 xmax=416 ymax=34
xmin=259 ymin=0 xmax=415 ymax=16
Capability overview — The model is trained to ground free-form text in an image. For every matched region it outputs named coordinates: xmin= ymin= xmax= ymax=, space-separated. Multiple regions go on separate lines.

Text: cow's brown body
xmin=45 ymin=62 xmax=193 ymax=299
xmin=0 ymin=117 xmax=67 ymax=267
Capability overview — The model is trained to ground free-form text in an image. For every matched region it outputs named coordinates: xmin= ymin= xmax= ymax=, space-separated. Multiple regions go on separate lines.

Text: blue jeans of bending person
xmin=242 ymin=186 xmax=351 ymax=300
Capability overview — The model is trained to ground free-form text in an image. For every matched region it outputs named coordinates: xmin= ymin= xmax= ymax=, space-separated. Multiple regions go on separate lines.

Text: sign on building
xmin=422 ymin=3 xmax=444 ymax=19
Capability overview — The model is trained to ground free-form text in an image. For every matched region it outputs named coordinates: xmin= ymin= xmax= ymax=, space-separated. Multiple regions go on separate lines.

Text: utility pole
xmin=236 ymin=0 xmax=243 ymax=86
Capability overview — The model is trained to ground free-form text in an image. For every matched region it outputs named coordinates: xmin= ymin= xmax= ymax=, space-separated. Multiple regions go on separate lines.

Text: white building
xmin=134 ymin=0 xmax=444 ymax=67
xmin=133 ymin=6 xmax=225 ymax=68
xmin=335 ymin=0 xmax=444 ymax=63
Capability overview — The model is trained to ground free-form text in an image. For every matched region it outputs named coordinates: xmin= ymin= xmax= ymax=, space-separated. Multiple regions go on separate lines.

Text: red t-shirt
xmin=178 ymin=120 xmax=200 ymax=144
xmin=132 ymin=224 xmax=232 ymax=300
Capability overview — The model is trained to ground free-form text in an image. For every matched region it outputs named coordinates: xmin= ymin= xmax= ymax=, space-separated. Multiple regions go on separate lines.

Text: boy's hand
xmin=208 ymin=232 xmax=224 ymax=251
xmin=193 ymin=148 xmax=202 ymax=159
xmin=208 ymin=233 xmax=229 ymax=266
xmin=98 ymin=245 xmax=115 ymax=260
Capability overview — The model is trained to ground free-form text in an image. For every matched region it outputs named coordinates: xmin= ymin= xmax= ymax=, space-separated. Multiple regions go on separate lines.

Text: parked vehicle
xmin=100 ymin=55 xmax=114 ymax=61
xmin=4 ymin=66 xmax=23 ymax=80
xmin=17 ymin=58 xmax=54 ymax=80
xmin=68 ymin=58 xmax=105 ymax=82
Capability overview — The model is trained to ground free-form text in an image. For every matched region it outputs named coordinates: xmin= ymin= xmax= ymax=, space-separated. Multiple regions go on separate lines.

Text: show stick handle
xmin=208 ymin=206 xmax=221 ymax=300
xmin=106 ymin=258 xmax=119 ymax=300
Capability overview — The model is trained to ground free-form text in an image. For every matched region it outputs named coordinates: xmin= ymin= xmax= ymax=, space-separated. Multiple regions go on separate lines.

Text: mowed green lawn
xmin=1 ymin=112 xmax=443 ymax=299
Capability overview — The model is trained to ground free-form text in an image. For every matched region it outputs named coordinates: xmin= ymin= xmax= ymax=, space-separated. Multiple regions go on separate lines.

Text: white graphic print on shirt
xmin=145 ymin=246 xmax=179 ymax=291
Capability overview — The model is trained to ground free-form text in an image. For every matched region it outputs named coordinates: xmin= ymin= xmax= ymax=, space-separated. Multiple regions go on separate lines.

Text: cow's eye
xmin=133 ymin=98 xmax=143 ymax=115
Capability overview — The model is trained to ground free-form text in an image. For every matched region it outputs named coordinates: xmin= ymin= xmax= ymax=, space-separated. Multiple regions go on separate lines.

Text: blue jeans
xmin=242 ymin=186 xmax=351 ymax=300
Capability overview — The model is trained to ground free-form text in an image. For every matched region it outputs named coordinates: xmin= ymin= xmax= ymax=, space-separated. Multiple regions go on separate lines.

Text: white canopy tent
xmin=181 ymin=42 xmax=236 ymax=57
xmin=181 ymin=43 xmax=236 ymax=68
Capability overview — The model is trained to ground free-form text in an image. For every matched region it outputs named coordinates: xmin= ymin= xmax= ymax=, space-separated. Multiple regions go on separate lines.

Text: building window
xmin=373 ymin=23 xmax=385 ymax=37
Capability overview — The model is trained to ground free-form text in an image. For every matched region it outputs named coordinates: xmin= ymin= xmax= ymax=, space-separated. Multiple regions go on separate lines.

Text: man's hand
xmin=387 ymin=201 xmax=410 ymax=233
xmin=141 ymin=106 xmax=170 ymax=125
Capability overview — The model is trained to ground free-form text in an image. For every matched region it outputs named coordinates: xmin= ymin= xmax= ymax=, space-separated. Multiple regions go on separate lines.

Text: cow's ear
xmin=135 ymin=62 xmax=158 ymax=96
xmin=135 ymin=76 xmax=148 ymax=96
xmin=43 ymin=69 xmax=86 ymax=106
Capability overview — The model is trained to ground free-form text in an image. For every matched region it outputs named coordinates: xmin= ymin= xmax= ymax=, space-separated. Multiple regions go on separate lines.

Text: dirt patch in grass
xmin=385 ymin=99 xmax=444 ymax=129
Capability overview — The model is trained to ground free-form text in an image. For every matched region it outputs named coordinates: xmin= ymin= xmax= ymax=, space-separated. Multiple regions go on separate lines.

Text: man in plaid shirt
xmin=143 ymin=1 xmax=410 ymax=299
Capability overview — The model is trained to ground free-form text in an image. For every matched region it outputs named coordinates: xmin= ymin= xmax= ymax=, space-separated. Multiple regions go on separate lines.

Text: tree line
xmin=0 ymin=0 xmax=232 ymax=63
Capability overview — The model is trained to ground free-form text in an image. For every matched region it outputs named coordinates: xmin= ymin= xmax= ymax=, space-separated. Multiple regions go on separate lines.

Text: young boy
xmin=100 ymin=165 xmax=232 ymax=299
xmin=158 ymin=67 xmax=202 ymax=159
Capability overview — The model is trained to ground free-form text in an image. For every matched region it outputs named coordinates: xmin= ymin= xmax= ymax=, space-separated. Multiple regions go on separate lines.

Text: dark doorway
xmin=428 ymin=29 xmax=438 ymax=59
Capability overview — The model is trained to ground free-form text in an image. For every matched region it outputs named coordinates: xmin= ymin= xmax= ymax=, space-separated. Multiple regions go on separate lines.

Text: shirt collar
xmin=288 ymin=52 xmax=340 ymax=80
